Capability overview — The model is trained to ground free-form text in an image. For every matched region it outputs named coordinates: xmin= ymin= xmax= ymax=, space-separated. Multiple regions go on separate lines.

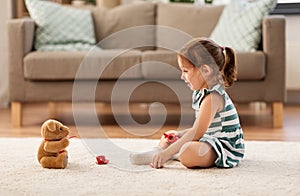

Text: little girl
xmin=130 ymin=38 xmax=245 ymax=169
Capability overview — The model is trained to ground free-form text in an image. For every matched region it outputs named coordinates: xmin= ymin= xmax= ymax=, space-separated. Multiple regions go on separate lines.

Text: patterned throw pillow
xmin=210 ymin=0 xmax=277 ymax=52
xmin=25 ymin=0 xmax=96 ymax=51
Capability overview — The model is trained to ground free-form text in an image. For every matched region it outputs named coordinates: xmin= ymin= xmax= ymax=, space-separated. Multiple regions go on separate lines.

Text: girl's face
xmin=178 ymin=56 xmax=208 ymax=91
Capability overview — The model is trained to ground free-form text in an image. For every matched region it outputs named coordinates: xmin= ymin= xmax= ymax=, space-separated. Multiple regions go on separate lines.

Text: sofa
xmin=8 ymin=2 xmax=286 ymax=128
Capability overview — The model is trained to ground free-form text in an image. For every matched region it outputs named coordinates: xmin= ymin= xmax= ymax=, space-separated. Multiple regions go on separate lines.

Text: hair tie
xmin=222 ymin=46 xmax=226 ymax=56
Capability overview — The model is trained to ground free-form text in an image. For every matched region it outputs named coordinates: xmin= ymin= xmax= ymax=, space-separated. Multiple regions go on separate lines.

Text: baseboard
xmin=287 ymin=89 xmax=300 ymax=104
xmin=2 ymin=90 xmax=299 ymax=107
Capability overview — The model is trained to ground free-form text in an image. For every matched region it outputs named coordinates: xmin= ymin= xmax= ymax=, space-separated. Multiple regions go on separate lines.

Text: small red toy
xmin=96 ymin=155 xmax=109 ymax=165
xmin=163 ymin=132 xmax=178 ymax=143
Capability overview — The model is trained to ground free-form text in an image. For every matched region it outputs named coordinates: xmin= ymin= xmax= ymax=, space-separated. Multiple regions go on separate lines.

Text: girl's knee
xmin=178 ymin=142 xmax=196 ymax=168
xmin=179 ymin=154 xmax=198 ymax=168
xmin=178 ymin=141 xmax=193 ymax=158
xmin=178 ymin=142 xmax=216 ymax=168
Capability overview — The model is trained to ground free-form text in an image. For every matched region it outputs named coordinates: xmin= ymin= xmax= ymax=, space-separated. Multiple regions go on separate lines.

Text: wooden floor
xmin=1 ymin=102 xmax=300 ymax=141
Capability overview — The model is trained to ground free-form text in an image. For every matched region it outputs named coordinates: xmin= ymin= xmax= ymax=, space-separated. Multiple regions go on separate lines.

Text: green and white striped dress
xmin=192 ymin=84 xmax=245 ymax=168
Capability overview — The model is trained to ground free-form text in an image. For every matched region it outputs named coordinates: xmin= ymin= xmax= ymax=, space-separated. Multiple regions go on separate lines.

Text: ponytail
xmin=222 ymin=47 xmax=237 ymax=87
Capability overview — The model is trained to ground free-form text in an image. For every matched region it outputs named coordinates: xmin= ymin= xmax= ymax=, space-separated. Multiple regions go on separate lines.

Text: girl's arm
xmin=152 ymin=93 xmax=224 ymax=168
xmin=176 ymin=128 xmax=192 ymax=138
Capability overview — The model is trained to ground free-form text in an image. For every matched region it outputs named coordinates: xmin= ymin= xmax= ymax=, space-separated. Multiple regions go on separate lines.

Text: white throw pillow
xmin=25 ymin=0 xmax=96 ymax=51
xmin=210 ymin=0 xmax=277 ymax=52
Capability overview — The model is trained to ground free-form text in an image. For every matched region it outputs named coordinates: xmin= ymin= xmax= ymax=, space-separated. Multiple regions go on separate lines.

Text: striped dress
xmin=192 ymin=84 xmax=245 ymax=168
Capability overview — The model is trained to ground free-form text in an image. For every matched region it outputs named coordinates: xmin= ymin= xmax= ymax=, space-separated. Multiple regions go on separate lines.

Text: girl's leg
xmin=178 ymin=141 xmax=217 ymax=168
xmin=130 ymin=131 xmax=175 ymax=165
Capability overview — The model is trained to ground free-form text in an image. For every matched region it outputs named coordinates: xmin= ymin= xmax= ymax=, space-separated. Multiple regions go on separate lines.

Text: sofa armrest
xmin=7 ymin=18 xmax=35 ymax=101
xmin=262 ymin=15 xmax=286 ymax=102
xmin=8 ymin=18 xmax=35 ymax=54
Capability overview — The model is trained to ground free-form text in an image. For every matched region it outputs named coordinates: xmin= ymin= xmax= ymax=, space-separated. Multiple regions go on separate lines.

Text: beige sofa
xmin=8 ymin=3 xmax=286 ymax=128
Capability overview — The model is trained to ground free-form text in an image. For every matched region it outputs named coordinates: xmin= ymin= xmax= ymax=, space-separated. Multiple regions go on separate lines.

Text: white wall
xmin=285 ymin=15 xmax=300 ymax=90
xmin=0 ymin=0 xmax=12 ymax=108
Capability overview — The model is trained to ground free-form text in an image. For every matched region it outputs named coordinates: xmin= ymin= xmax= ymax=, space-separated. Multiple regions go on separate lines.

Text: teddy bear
xmin=37 ymin=119 xmax=70 ymax=169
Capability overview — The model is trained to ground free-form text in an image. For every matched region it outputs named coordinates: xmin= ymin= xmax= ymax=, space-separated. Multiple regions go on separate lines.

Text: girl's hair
xmin=178 ymin=37 xmax=237 ymax=87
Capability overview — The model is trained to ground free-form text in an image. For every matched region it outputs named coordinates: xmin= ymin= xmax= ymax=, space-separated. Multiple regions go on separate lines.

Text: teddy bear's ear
xmin=46 ymin=121 xmax=56 ymax=132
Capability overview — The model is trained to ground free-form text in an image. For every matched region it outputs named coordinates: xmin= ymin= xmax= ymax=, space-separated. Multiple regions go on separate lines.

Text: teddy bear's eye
xmin=59 ymin=127 xmax=62 ymax=131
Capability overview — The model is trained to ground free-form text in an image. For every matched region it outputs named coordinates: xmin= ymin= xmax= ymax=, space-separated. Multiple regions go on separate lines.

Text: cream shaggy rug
xmin=0 ymin=138 xmax=299 ymax=196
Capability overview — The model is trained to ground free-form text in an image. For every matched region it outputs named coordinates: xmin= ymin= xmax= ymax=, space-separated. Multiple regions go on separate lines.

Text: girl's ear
xmin=200 ymin=64 xmax=212 ymax=75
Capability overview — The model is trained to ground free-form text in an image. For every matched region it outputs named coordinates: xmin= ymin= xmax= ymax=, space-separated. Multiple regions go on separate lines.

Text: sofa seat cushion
xmin=236 ymin=52 xmax=266 ymax=80
xmin=141 ymin=50 xmax=266 ymax=81
xmin=24 ymin=49 xmax=142 ymax=80
xmin=141 ymin=50 xmax=181 ymax=80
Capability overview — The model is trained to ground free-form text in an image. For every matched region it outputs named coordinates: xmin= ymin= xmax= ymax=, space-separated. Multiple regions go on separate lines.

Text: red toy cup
xmin=163 ymin=133 xmax=178 ymax=143
xmin=96 ymin=155 xmax=109 ymax=165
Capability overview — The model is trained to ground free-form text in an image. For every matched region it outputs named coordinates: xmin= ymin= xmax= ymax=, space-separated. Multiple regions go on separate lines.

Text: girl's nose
xmin=180 ymin=73 xmax=184 ymax=80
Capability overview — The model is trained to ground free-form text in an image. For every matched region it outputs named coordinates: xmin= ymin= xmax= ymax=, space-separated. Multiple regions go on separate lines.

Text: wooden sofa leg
xmin=48 ymin=102 xmax=57 ymax=119
xmin=11 ymin=102 xmax=22 ymax=128
xmin=272 ymin=102 xmax=283 ymax=128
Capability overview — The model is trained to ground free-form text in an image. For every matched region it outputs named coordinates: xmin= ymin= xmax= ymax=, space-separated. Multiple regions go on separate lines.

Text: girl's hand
xmin=165 ymin=130 xmax=177 ymax=135
xmin=151 ymin=150 xmax=172 ymax=169
xmin=175 ymin=130 xmax=185 ymax=138
xmin=158 ymin=130 xmax=178 ymax=149
xmin=165 ymin=130 xmax=182 ymax=140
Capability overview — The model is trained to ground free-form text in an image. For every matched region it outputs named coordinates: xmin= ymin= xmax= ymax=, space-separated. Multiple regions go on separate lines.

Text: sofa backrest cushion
xmin=92 ymin=2 xmax=156 ymax=50
xmin=156 ymin=3 xmax=224 ymax=48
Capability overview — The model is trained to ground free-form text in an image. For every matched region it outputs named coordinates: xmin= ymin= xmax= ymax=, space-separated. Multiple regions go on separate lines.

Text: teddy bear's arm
xmin=44 ymin=138 xmax=69 ymax=153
